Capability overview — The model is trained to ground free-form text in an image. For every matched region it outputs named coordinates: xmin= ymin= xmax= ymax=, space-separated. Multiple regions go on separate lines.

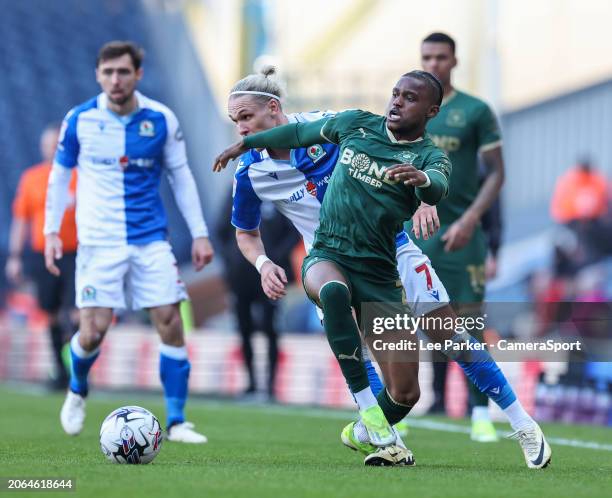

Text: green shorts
xmin=302 ymin=248 xmax=406 ymax=326
xmin=411 ymin=225 xmax=487 ymax=303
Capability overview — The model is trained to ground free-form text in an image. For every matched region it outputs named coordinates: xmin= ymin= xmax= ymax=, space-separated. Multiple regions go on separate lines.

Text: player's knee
xmin=168 ymin=310 xmax=183 ymax=332
xmin=318 ymin=281 xmax=351 ymax=314
xmin=388 ymin=383 xmax=420 ymax=407
xmin=154 ymin=307 xmax=184 ymax=345
xmin=78 ymin=312 xmax=107 ymax=349
xmin=77 ymin=329 xmax=103 ymax=351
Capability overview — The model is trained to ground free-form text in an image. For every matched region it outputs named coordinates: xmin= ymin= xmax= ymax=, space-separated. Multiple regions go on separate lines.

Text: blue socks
xmin=70 ymin=335 xmax=192 ymax=429
xmin=69 ymin=332 xmax=99 ymax=396
xmin=451 ymin=335 xmax=516 ymax=409
xmin=159 ymin=344 xmax=191 ymax=428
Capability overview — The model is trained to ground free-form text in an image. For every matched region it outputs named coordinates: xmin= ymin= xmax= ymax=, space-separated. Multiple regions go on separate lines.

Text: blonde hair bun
xmin=260 ymin=65 xmax=277 ymax=78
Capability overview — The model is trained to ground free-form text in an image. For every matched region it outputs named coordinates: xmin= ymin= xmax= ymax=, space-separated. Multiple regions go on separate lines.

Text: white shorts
xmin=75 ymin=241 xmax=188 ymax=310
xmin=396 ymin=237 xmax=449 ymax=316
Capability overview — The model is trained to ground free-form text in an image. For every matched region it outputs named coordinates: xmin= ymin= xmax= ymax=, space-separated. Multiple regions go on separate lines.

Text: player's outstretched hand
xmin=213 ymin=140 xmax=248 ymax=172
xmin=441 ymin=214 xmax=477 ymax=252
xmin=44 ymin=233 xmax=63 ymax=276
xmin=387 ymin=164 xmax=428 ymax=186
xmin=412 ymin=203 xmax=440 ymax=240
xmin=260 ymin=261 xmax=288 ymax=300
xmin=192 ymin=237 xmax=214 ymax=271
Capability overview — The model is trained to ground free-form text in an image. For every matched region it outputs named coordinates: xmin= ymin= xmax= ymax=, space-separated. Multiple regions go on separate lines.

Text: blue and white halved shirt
xmin=54 ymin=91 xmax=187 ymax=246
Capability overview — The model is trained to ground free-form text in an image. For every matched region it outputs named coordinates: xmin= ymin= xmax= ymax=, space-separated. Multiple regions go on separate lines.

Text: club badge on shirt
xmin=139 ymin=120 xmax=155 ymax=137
xmin=446 ymin=109 xmax=466 ymax=127
xmin=307 ymin=144 xmax=326 ymax=163
xmin=393 ymin=151 xmax=418 ymax=164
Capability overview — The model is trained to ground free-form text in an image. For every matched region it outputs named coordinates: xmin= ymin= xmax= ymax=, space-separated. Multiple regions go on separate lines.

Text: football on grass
xmin=99 ymin=406 xmax=162 ymax=464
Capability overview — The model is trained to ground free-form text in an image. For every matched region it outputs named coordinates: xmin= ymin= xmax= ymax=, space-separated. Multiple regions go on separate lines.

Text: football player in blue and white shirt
xmin=44 ymin=41 xmax=213 ymax=444
xmin=215 ymin=67 xmax=549 ymax=468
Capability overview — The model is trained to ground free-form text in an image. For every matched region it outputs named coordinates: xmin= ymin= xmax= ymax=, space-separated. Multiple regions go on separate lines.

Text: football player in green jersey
xmin=215 ymin=71 xmax=450 ymax=466
xmin=215 ymin=70 xmax=552 ymax=470
xmin=410 ymin=32 xmax=506 ymax=442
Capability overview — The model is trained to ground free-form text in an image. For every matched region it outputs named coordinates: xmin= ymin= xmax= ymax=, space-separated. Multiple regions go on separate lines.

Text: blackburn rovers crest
xmin=307 ymin=144 xmax=326 ymax=163
xmin=139 ymin=120 xmax=155 ymax=137
xmin=81 ymin=285 xmax=96 ymax=302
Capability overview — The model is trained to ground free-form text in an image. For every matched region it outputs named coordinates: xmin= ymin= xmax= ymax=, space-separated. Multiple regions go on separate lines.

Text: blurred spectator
xmin=530 ymin=162 xmax=612 ymax=425
xmin=5 ymin=123 xmax=78 ymax=390
xmin=216 ymin=190 xmax=300 ymax=400
xmin=550 ymin=159 xmax=612 ymax=277
xmin=550 ymin=158 xmax=609 ymax=224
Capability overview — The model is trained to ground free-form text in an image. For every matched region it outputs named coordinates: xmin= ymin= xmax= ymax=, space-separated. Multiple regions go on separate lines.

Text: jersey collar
xmin=441 ymin=89 xmax=458 ymax=107
xmin=385 ymin=124 xmax=424 ymax=144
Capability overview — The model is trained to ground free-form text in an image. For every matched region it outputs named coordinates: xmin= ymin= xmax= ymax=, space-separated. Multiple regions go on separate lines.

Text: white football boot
xmin=364 ymin=445 xmax=416 ymax=467
xmin=508 ymin=423 xmax=552 ymax=469
xmin=166 ymin=421 xmax=208 ymax=444
xmin=60 ymin=391 xmax=86 ymax=436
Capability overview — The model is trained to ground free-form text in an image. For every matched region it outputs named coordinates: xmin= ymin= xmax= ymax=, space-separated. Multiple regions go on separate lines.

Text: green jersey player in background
xmin=408 ymin=32 xmax=506 ymax=442
xmin=215 ymin=71 xmax=452 ymax=466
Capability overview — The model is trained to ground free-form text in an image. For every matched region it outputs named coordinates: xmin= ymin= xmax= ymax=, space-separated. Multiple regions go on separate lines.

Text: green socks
xmin=377 ymin=388 xmax=413 ymax=425
xmin=319 ymin=281 xmax=369 ymax=393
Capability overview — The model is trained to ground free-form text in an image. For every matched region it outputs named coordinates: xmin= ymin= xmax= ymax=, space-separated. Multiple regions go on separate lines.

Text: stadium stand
xmin=0 ymin=0 xmax=179 ymax=289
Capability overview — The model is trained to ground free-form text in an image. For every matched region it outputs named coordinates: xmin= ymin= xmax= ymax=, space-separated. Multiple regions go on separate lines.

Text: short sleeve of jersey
xmin=55 ymin=109 xmax=80 ymax=168
xmin=319 ymin=110 xmax=361 ymax=144
xmin=162 ymin=109 xmax=188 ymax=170
xmin=476 ymin=103 xmax=502 ymax=151
xmin=231 ymin=161 xmax=262 ymax=231
xmin=12 ymin=171 xmax=31 ymax=220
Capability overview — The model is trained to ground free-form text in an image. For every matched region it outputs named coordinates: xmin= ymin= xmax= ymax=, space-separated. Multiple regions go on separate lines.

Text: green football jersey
xmin=313 ymin=110 xmax=451 ymax=280
xmin=424 ymin=90 xmax=501 ymax=225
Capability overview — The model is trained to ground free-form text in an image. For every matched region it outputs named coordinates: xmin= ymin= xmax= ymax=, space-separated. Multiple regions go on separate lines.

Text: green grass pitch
xmin=1 ymin=385 xmax=610 ymax=498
